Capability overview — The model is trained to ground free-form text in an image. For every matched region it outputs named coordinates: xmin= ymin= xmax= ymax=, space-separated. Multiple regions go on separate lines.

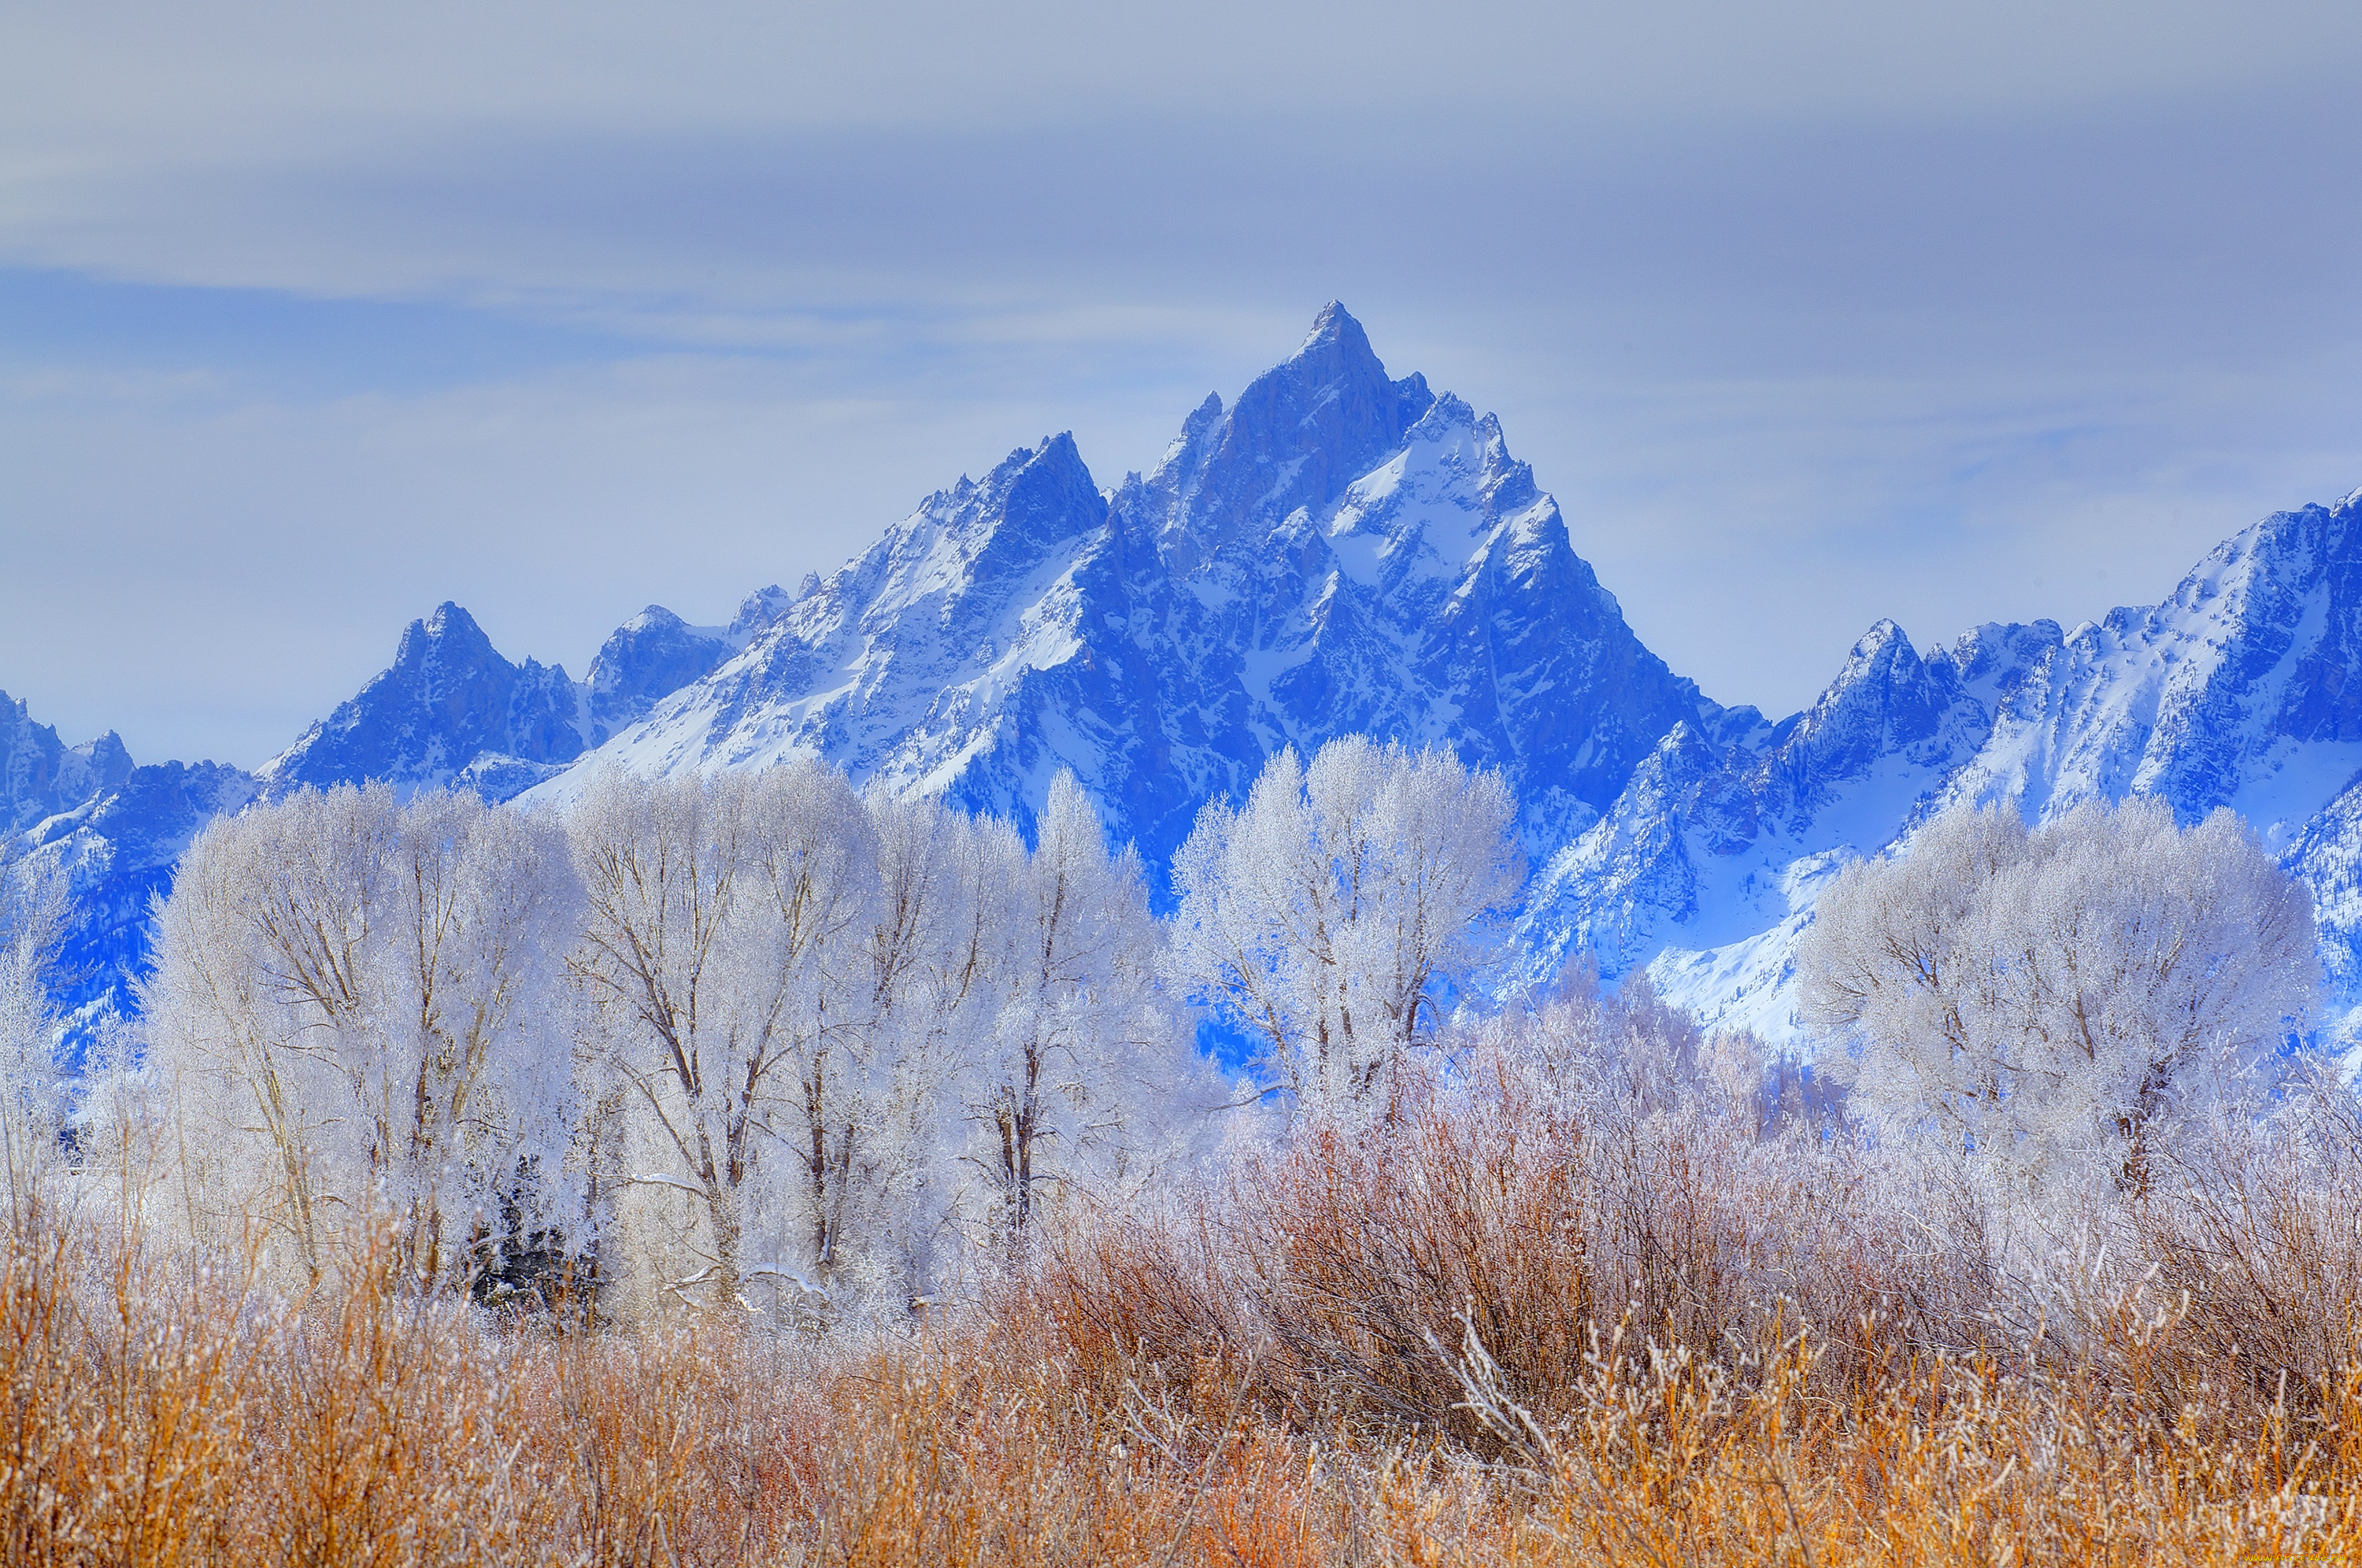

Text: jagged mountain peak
xmin=966 ymin=433 xmax=1104 ymax=549
xmin=76 ymin=732 xmax=135 ymax=793
xmin=1946 ymin=619 xmax=2065 ymax=685
xmin=1846 ymin=616 xmax=1911 ymax=659
xmin=261 ymin=601 xmax=587 ymax=801
xmin=0 ymin=691 xmax=139 ymax=834
xmin=1773 ymin=619 xmax=1948 ymax=763
xmin=587 ymin=605 xmax=743 ymax=739
xmin=1300 ymin=298 xmax=1363 ymax=350
xmin=836 ymin=435 xmax=1110 ymax=637
xmin=1934 ymin=486 xmax=2362 ymax=829
xmin=1129 ymin=307 xmax=1438 ymax=566
xmin=732 ymin=584 xmax=796 ymax=640
xmin=404 ymin=600 xmax=496 ymax=660
xmin=375 ymin=601 xmax=524 ymax=698
xmin=541 ymin=306 xmax=1708 ymax=892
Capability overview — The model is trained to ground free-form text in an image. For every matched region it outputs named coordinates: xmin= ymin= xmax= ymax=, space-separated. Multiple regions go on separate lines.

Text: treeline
xmin=0 ymin=734 xmax=2334 ymax=1326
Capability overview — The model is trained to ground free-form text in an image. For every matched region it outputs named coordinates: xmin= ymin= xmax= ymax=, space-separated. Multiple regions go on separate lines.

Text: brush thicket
xmin=10 ymin=1058 xmax=2362 ymax=1566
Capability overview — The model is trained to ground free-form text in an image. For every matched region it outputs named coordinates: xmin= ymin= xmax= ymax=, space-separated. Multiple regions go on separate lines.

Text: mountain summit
xmin=532 ymin=305 xmax=1716 ymax=878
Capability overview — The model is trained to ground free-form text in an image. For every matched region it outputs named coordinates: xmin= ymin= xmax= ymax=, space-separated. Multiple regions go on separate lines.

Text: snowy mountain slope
xmin=1546 ymin=488 xmax=2362 ymax=1042
xmin=552 ymin=429 xmax=1123 ymax=809
xmin=532 ymin=305 xmax=1719 ymax=879
xmin=2 ymin=690 xmax=251 ymax=1037
xmin=28 ymin=759 xmax=257 ymax=1040
xmin=2292 ymin=776 xmax=2362 ymax=1010
xmin=1934 ymin=493 xmax=2362 ymax=841
xmin=1520 ymin=618 xmax=2064 ymax=1035
xmin=0 ymin=683 xmax=257 ymax=1041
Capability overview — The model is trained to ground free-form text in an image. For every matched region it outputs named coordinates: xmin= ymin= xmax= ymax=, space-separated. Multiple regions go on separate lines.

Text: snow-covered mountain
xmin=1527 ymin=487 xmax=2362 ymax=1042
xmin=2 ymin=692 xmax=251 ymax=1037
xmin=15 ymin=303 xmax=2362 ymax=1060
xmin=28 ymin=759 xmax=258 ymax=1038
xmin=0 ymin=693 xmax=135 ymax=835
xmin=528 ymin=304 xmax=1726 ymax=878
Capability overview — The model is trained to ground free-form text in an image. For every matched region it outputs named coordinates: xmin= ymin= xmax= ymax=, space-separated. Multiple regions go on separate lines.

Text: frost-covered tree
xmin=569 ymin=767 xmax=879 ymax=1309
xmin=1170 ymin=738 xmax=1522 ymax=1120
xmin=743 ymin=764 xmax=883 ymax=1290
xmin=843 ymin=791 xmax=992 ymax=1291
xmin=0 ymin=840 xmax=68 ymax=1219
xmin=144 ymin=786 xmax=581 ymax=1285
xmin=1798 ymin=797 xmax=2316 ymax=1199
xmin=963 ymin=773 xmax=1174 ymax=1242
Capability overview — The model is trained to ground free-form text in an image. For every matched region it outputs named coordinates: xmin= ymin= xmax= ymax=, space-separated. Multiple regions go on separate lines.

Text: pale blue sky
xmin=6 ymin=1 xmax=2361 ymax=766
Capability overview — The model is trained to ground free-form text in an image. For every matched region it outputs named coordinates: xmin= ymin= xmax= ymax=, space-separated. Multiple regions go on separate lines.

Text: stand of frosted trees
xmin=46 ymin=740 xmax=1523 ymax=1321
xmin=13 ymin=737 xmax=2327 ymax=1324
xmin=561 ymin=765 xmax=1198 ymax=1314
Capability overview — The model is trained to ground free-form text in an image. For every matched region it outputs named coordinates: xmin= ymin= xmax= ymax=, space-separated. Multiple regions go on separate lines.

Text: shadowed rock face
xmin=545 ymin=305 xmax=1713 ymax=889
xmin=1133 ymin=304 xmax=1437 ymax=568
xmin=256 ymin=585 xmax=791 ymax=805
xmin=587 ymin=607 xmax=737 ymax=738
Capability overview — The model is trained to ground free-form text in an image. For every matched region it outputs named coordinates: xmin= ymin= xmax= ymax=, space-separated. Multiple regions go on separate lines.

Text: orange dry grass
xmin=9 ymin=1111 xmax=2362 ymax=1566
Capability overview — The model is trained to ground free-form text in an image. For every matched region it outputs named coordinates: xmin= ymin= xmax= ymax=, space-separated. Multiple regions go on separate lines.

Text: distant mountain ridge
xmin=0 ymin=693 xmax=133 ymax=835
xmin=261 ymin=588 xmax=799 ymax=803
xmin=14 ymin=305 xmax=2362 ymax=1053
xmin=1523 ymin=488 xmax=2362 ymax=1041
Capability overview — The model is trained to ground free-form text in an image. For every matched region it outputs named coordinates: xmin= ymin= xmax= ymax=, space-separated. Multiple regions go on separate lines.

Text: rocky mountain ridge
xmin=14 ymin=590 xmax=798 ymax=1036
xmin=1525 ymin=488 xmax=2362 ymax=1040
